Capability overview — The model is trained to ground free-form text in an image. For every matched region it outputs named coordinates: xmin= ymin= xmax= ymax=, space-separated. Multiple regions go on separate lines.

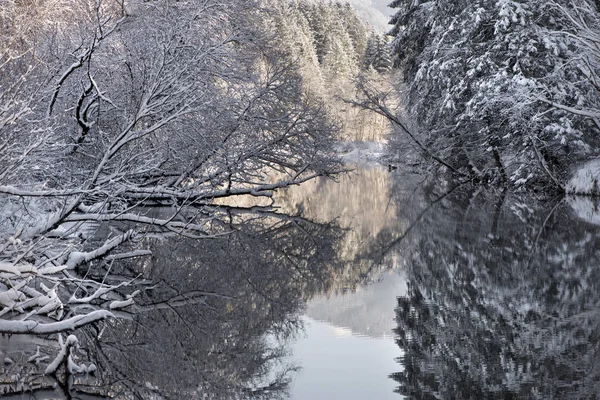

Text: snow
xmin=566 ymin=159 xmax=600 ymax=195
xmin=0 ymin=288 xmax=26 ymax=309
xmin=26 ymin=346 xmax=49 ymax=365
xmin=109 ymin=298 xmax=135 ymax=309
xmin=66 ymin=251 xmax=87 ymax=268
xmin=22 ymin=286 xmax=63 ymax=320
xmin=0 ymin=262 xmax=21 ymax=276
xmin=68 ymin=354 xmax=86 ymax=374
xmin=567 ymin=196 xmax=600 ymax=225
xmin=70 ymin=280 xmax=132 ymax=304
xmin=0 ymin=310 xmax=113 ymax=334
xmin=38 ymin=264 xmax=68 ymax=275
xmin=85 ymin=362 xmax=97 ymax=373
xmin=335 ymin=141 xmax=386 ymax=166
xmin=27 ymin=346 xmax=41 ymax=363
xmin=66 ymin=230 xmax=135 ymax=269
xmin=45 ymin=334 xmax=78 ymax=375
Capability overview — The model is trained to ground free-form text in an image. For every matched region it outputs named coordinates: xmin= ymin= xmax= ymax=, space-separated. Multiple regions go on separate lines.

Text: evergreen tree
xmin=290 ymin=1 xmax=366 ymax=79
xmin=337 ymin=2 xmax=369 ymax=63
xmin=388 ymin=0 xmax=600 ymax=189
xmin=322 ymin=17 xmax=358 ymax=77
xmin=267 ymin=0 xmax=383 ymax=141
xmin=364 ymin=32 xmax=392 ymax=73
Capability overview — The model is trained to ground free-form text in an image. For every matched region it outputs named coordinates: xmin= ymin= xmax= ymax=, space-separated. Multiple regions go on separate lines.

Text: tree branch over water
xmin=0 ymin=0 xmax=342 ymax=384
xmin=346 ymin=78 xmax=465 ymax=176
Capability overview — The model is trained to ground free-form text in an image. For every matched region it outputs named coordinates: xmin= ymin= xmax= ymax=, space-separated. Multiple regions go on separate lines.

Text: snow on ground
xmin=551 ymin=159 xmax=600 ymax=226
xmin=566 ymin=159 xmax=600 ymax=195
xmin=567 ymin=196 xmax=600 ymax=226
xmin=335 ymin=141 xmax=387 ymax=167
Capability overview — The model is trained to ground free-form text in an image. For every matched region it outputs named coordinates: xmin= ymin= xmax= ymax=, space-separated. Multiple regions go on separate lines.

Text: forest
xmin=388 ymin=0 xmax=600 ymax=192
xmin=2 ymin=0 xmax=600 ymax=397
xmin=0 ymin=0 xmax=390 ymax=397
xmin=386 ymin=2 xmax=600 ymax=398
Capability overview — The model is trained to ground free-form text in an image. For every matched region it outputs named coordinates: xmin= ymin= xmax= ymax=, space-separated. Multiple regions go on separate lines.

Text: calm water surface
xmin=2 ymin=164 xmax=600 ymax=399
xmin=275 ymin=165 xmax=407 ymax=399
xmin=280 ymin=165 xmax=600 ymax=399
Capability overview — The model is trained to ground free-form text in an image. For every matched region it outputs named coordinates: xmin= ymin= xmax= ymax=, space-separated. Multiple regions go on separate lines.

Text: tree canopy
xmin=388 ymin=0 xmax=600 ymax=190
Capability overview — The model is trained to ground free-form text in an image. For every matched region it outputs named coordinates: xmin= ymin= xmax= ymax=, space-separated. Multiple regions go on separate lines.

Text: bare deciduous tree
xmin=0 ymin=0 xmax=341 ymax=366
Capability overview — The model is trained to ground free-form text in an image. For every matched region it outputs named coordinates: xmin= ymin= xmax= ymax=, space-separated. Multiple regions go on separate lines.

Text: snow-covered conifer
xmin=389 ymin=0 xmax=600 ymax=189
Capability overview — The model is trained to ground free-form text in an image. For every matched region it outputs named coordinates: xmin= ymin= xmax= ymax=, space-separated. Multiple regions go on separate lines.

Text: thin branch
xmin=347 ymin=81 xmax=465 ymax=175
xmin=530 ymin=135 xmax=565 ymax=192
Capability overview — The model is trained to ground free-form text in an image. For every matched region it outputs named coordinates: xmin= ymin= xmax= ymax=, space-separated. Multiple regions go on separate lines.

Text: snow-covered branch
xmin=537 ymin=97 xmax=600 ymax=130
xmin=0 ymin=311 xmax=112 ymax=334
xmin=0 ymin=0 xmax=341 ymax=385
xmin=0 ymin=186 xmax=90 ymax=197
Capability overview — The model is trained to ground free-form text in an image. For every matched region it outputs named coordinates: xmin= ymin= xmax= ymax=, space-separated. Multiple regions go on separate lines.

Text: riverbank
xmin=335 ymin=141 xmax=387 ymax=167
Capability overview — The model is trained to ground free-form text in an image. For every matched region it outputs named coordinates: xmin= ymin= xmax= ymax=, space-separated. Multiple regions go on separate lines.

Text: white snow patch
xmin=566 ymin=159 xmax=600 ymax=195
xmin=27 ymin=346 xmax=42 ymax=363
xmin=109 ymin=298 xmax=135 ymax=309
xmin=567 ymin=196 xmax=600 ymax=226
xmin=45 ymin=334 xmax=79 ymax=375
xmin=85 ymin=363 xmax=97 ymax=374
xmin=38 ymin=264 xmax=68 ymax=275
xmin=0 ymin=287 xmax=26 ymax=309
xmin=335 ymin=141 xmax=386 ymax=166
xmin=0 ymin=310 xmax=112 ymax=334
xmin=27 ymin=346 xmax=49 ymax=364
xmin=68 ymin=354 xmax=86 ymax=374
xmin=0 ymin=262 xmax=21 ymax=276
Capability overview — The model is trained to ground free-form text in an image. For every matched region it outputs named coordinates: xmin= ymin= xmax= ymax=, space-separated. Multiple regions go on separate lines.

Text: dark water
xmin=392 ymin=181 xmax=600 ymax=400
xmin=2 ymin=166 xmax=600 ymax=399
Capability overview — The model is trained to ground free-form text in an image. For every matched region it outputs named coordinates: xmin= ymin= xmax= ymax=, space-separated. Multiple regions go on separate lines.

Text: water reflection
xmin=1 ymin=163 xmax=412 ymax=399
xmin=391 ymin=182 xmax=600 ymax=399
xmin=280 ymin=165 xmax=408 ymax=399
xmin=291 ymin=316 xmax=401 ymax=400
xmin=0 ymin=213 xmax=347 ymax=399
xmin=13 ymin=163 xmax=584 ymax=400
xmin=307 ymin=271 xmax=406 ymax=339
xmin=277 ymin=165 xmax=405 ymax=292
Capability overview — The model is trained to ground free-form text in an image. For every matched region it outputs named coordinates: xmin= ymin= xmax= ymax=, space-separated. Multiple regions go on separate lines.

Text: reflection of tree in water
xmin=391 ymin=185 xmax=600 ymax=399
xmin=276 ymin=166 xmax=406 ymax=292
xmin=0 ymin=213 xmax=345 ymax=399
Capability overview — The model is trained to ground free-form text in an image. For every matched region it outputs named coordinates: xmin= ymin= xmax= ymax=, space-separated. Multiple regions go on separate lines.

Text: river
xmin=274 ymin=165 xmax=407 ymax=399
xmin=2 ymin=163 xmax=600 ymax=399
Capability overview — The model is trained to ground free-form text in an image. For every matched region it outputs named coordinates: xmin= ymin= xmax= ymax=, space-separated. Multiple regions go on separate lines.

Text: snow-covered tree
xmin=540 ymin=1 xmax=600 ymax=135
xmin=266 ymin=0 xmax=388 ymax=141
xmin=364 ymin=31 xmax=392 ymax=73
xmin=289 ymin=0 xmax=366 ymax=79
xmin=0 ymin=0 xmax=342 ymax=370
xmin=388 ymin=0 xmax=600 ymax=190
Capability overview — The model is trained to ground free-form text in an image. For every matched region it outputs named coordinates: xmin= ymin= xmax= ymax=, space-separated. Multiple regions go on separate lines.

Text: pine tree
xmin=388 ymin=0 xmax=600 ymax=189
xmin=364 ymin=32 xmax=392 ymax=73
xmin=337 ymin=2 xmax=368 ymax=62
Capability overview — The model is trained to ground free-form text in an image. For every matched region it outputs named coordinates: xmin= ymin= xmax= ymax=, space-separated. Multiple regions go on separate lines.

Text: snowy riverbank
xmin=335 ymin=141 xmax=388 ymax=167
